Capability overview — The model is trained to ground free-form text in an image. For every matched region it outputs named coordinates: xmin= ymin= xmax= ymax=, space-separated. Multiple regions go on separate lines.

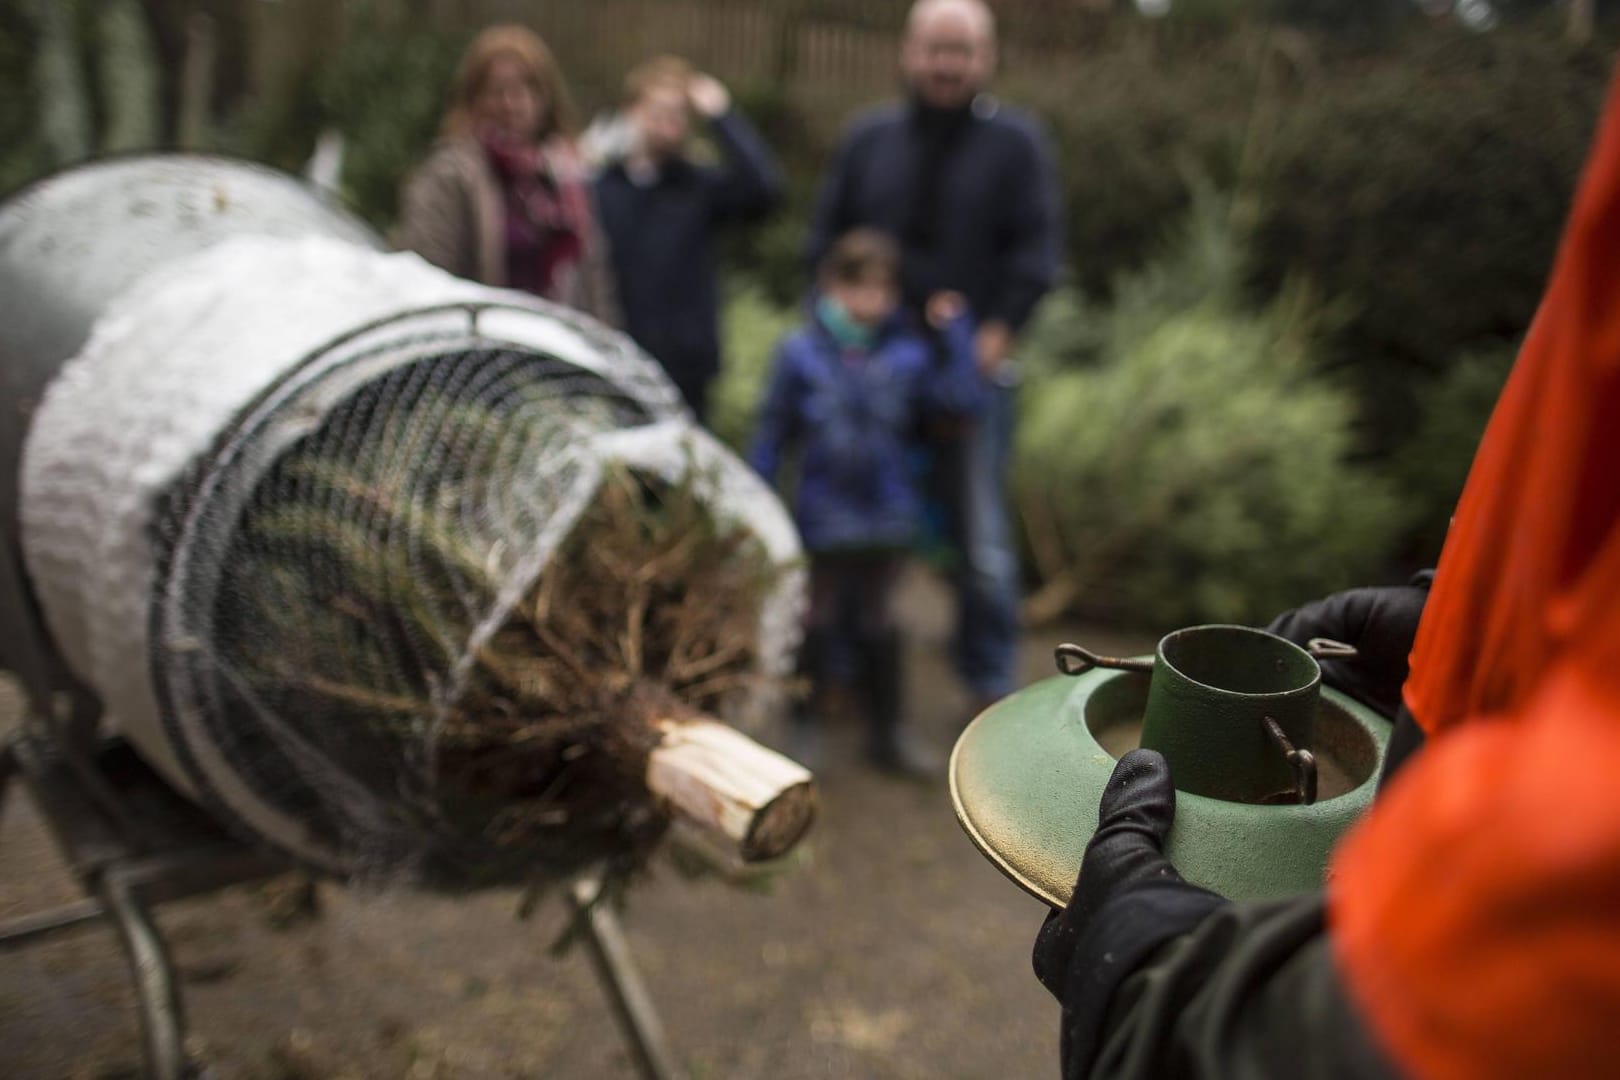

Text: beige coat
xmin=395 ymin=137 xmax=621 ymax=328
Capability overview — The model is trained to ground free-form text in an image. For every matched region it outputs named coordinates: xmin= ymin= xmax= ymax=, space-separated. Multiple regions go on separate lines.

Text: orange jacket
xmin=1329 ymin=65 xmax=1620 ymax=1079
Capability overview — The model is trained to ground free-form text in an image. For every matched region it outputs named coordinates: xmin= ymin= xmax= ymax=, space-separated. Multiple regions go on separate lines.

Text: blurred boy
xmin=749 ymin=230 xmax=983 ymax=774
xmin=594 ymin=57 xmax=782 ymax=419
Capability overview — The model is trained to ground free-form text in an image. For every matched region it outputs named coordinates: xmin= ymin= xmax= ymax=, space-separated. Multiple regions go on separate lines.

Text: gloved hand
xmin=1033 ymin=749 xmax=1217 ymax=997
xmin=1266 ymin=575 xmax=1431 ymax=721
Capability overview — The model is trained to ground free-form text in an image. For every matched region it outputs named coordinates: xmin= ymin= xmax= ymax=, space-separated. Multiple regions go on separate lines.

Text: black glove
xmin=1034 ymin=749 xmax=1186 ymax=992
xmin=1266 ymin=575 xmax=1431 ymax=722
xmin=1033 ymin=751 xmax=1227 ymax=1074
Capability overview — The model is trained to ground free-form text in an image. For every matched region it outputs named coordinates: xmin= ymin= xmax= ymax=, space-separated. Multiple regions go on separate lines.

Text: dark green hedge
xmin=0 ymin=4 xmax=47 ymax=196
xmin=1250 ymin=31 xmax=1609 ymax=452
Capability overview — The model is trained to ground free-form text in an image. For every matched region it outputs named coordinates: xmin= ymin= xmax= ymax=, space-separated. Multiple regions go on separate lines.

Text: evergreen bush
xmin=1015 ymin=191 xmax=1401 ymax=628
xmin=1251 ymin=29 xmax=1609 ymax=452
xmin=0 ymin=4 xmax=48 ymax=195
xmin=1388 ymin=345 xmax=1517 ymax=562
xmin=309 ymin=27 xmax=464 ymax=228
xmin=710 ymin=284 xmax=800 ymax=453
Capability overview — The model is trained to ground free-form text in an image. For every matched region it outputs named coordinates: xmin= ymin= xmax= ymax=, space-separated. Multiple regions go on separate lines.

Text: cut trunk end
xmin=646 ymin=718 xmax=816 ymax=862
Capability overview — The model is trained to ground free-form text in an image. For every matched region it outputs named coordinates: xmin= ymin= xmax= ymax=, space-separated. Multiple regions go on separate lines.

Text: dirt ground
xmin=0 ymin=571 xmax=1152 ymax=1079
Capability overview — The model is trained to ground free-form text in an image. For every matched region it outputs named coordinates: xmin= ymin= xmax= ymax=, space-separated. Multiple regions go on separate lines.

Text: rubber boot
xmin=860 ymin=630 xmax=941 ymax=779
xmin=787 ymin=628 xmax=828 ymax=770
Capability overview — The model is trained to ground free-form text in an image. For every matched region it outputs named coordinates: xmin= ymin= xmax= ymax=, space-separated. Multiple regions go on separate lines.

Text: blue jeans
xmin=938 ymin=382 xmax=1021 ymax=700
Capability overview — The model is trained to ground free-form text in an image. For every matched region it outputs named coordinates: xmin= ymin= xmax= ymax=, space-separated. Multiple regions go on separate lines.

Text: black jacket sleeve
xmin=704 ymin=110 xmax=783 ymax=222
xmin=805 ymin=127 xmax=863 ymax=274
xmin=1070 ymin=892 xmax=1401 ymax=1080
xmin=987 ymin=119 xmax=1063 ymax=333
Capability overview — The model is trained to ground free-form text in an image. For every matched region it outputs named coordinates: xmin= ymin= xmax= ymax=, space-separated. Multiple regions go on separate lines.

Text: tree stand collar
xmin=951 ymin=626 xmax=1391 ymax=906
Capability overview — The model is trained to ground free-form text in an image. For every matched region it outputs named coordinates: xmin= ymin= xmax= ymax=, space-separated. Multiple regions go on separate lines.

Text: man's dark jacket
xmin=595 ymin=111 xmax=782 ymax=400
xmin=806 ymin=97 xmax=1062 ymax=331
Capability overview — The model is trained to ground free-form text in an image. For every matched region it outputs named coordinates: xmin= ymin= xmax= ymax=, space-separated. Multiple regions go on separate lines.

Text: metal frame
xmin=0 ymin=731 xmax=685 ymax=1080
xmin=0 ymin=731 xmax=286 ymax=1079
xmin=568 ymin=873 xmax=686 ymax=1080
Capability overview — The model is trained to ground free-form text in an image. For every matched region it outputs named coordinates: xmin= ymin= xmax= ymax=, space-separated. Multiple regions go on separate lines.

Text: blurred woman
xmin=397 ymin=25 xmax=619 ymax=325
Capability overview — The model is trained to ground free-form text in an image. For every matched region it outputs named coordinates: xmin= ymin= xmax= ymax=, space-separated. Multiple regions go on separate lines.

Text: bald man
xmin=807 ymin=0 xmax=1062 ymax=728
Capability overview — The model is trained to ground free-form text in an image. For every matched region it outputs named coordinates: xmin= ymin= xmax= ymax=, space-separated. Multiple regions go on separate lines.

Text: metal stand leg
xmin=567 ymin=876 xmax=685 ymax=1080
xmin=97 ymin=871 xmax=190 ymax=1080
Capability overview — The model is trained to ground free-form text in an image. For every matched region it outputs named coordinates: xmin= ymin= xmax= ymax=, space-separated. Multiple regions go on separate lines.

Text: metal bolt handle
xmin=1304 ymin=637 xmax=1359 ymax=662
xmin=1054 ymin=637 xmax=1359 ymax=678
xmin=1053 ymin=643 xmax=1154 ymax=677
xmin=1262 ymin=716 xmax=1319 ymax=806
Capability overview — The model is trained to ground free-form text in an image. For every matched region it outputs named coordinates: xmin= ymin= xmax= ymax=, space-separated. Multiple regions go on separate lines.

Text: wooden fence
xmin=250 ymin=0 xmax=1115 ymax=136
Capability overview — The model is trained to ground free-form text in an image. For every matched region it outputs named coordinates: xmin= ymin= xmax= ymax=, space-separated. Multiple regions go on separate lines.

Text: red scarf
xmin=480 ymin=132 xmax=591 ymax=299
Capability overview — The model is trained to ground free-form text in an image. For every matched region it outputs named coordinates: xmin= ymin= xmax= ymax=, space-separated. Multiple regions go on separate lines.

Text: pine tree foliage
xmin=1015 ymin=188 xmax=1401 ymax=627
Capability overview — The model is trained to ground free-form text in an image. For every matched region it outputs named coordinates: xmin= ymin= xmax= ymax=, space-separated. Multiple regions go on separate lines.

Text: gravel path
xmin=0 ymin=572 xmax=1152 ymax=1079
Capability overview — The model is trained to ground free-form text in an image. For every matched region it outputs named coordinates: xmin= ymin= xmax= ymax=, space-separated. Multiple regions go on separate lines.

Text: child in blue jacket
xmin=749 ymin=229 xmax=983 ymax=773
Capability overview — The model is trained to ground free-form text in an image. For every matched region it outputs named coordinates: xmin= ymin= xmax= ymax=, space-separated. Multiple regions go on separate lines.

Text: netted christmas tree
xmin=191 ymin=349 xmax=808 ymax=887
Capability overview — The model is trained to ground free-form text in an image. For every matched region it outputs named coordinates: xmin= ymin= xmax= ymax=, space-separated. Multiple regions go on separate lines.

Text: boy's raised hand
xmin=688 ymin=73 xmax=732 ymax=118
xmin=926 ymin=290 xmax=967 ymax=328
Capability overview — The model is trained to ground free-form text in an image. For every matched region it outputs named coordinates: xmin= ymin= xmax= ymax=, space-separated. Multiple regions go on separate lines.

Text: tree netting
xmin=176 ymin=349 xmax=792 ymax=887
